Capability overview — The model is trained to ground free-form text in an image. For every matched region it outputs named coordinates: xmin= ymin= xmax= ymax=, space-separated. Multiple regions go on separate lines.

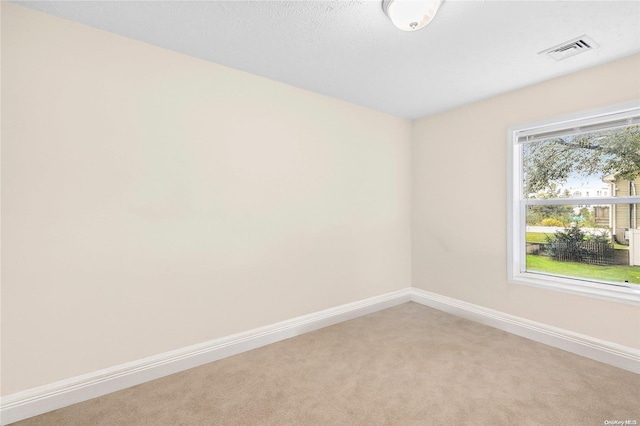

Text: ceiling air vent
xmin=538 ymin=35 xmax=599 ymax=61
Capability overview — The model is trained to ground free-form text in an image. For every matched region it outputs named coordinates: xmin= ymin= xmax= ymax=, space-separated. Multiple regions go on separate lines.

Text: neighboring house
xmin=592 ymin=206 xmax=611 ymax=228
xmin=566 ymin=186 xmax=610 ymax=198
xmin=558 ymin=184 xmax=611 ymax=227
xmin=602 ymin=174 xmax=640 ymax=268
xmin=602 ymin=175 xmax=640 ymax=246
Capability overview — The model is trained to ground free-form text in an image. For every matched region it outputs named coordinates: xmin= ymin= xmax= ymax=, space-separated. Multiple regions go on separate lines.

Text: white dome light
xmin=382 ymin=0 xmax=443 ymax=32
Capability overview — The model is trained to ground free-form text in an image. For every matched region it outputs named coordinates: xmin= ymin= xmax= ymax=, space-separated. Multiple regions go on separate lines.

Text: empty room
xmin=1 ymin=0 xmax=639 ymax=425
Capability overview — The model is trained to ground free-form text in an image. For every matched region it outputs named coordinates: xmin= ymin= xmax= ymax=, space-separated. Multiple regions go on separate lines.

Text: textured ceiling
xmin=15 ymin=0 xmax=640 ymax=119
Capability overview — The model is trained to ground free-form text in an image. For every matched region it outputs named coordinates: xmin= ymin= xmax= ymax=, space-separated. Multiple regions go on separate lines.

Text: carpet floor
xmin=12 ymin=302 xmax=639 ymax=425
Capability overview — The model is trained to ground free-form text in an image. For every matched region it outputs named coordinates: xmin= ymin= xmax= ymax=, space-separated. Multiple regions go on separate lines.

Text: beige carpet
xmin=13 ymin=302 xmax=639 ymax=425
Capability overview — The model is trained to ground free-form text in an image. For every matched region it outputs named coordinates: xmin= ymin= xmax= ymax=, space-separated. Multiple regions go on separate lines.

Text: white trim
xmin=0 ymin=289 xmax=412 ymax=425
xmin=524 ymin=196 xmax=639 ymax=206
xmin=514 ymin=99 xmax=640 ymax=137
xmin=507 ymin=99 xmax=640 ymax=305
xmin=510 ymin=270 xmax=640 ymax=305
xmin=2 ymin=288 xmax=638 ymax=425
xmin=410 ymin=288 xmax=640 ymax=374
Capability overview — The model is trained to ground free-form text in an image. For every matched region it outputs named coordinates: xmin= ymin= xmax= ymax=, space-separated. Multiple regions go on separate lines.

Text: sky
xmin=563 ymin=174 xmax=608 ymax=189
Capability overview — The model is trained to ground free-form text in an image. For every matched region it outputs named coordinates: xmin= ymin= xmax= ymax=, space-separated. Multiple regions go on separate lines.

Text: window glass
xmin=522 ymin=126 xmax=639 ymax=199
xmin=510 ymin=104 xmax=640 ymax=302
xmin=525 ymin=204 xmax=639 ymax=286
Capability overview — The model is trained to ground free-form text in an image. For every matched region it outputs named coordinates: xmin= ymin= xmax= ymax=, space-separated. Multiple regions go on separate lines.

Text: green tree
xmin=577 ymin=207 xmax=596 ymax=228
xmin=526 ymin=184 xmax=573 ymax=225
xmin=524 ymin=125 xmax=640 ymax=194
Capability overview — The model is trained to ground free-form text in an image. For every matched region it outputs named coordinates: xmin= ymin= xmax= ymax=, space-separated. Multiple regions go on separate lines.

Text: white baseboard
xmin=0 ymin=289 xmax=412 ymax=425
xmin=2 ymin=287 xmax=638 ymax=425
xmin=409 ymin=288 xmax=640 ymax=374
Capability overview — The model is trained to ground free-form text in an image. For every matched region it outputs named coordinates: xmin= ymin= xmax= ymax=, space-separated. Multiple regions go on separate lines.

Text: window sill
xmin=510 ymin=271 xmax=640 ymax=306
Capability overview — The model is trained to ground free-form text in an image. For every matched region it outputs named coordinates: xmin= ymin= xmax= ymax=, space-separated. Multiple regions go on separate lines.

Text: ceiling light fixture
xmin=382 ymin=0 xmax=442 ymax=32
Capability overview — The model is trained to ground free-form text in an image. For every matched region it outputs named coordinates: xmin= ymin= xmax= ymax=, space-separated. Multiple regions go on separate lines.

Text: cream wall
xmin=3 ymin=1 xmax=639 ymax=400
xmin=412 ymin=53 xmax=640 ymax=349
xmin=1 ymin=4 xmax=412 ymax=395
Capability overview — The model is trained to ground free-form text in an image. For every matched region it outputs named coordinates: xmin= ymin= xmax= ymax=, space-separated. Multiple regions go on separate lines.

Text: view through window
xmin=510 ymin=104 xmax=640 ymax=301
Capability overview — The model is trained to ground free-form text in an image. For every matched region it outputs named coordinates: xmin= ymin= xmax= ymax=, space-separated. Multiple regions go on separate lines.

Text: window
xmin=508 ymin=101 xmax=640 ymax=304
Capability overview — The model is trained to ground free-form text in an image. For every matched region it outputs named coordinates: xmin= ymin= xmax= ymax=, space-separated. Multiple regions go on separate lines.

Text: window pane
xmin=522 ymin=124 xmax=639 ymax=199
xmin=525 ymin=204 xmax=640 ymax=286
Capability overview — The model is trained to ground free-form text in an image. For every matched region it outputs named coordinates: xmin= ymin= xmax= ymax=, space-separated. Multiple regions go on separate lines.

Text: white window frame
xmin=508 ymin=100 xmax=640 ymax=306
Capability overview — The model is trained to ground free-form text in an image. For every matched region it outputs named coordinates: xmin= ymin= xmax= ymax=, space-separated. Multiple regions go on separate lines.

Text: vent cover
xmin=538 ymin=35 xmax=599 ymax=61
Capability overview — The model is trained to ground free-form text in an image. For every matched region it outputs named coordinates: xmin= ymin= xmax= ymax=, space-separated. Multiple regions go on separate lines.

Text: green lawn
xmin=526 ymin=232 xmax=552 ymax=243
xmin=526 ymin=255 xmax=640 ymax=285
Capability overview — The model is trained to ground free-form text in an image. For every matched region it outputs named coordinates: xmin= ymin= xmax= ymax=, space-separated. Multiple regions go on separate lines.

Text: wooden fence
xmin=549 ymin=241 xmax=616 ymax=265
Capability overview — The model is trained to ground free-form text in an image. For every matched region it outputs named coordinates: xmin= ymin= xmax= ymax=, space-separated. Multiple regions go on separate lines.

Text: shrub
xmin=546 ymin=226 xmax=614 ymax=264
xmin=541 ymin=218 xmax=564 ymax=227
xmin=546 ymin=226 xmax=587 ymax=262
xmin=583 ymin=230 xmax=610 ymax=244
